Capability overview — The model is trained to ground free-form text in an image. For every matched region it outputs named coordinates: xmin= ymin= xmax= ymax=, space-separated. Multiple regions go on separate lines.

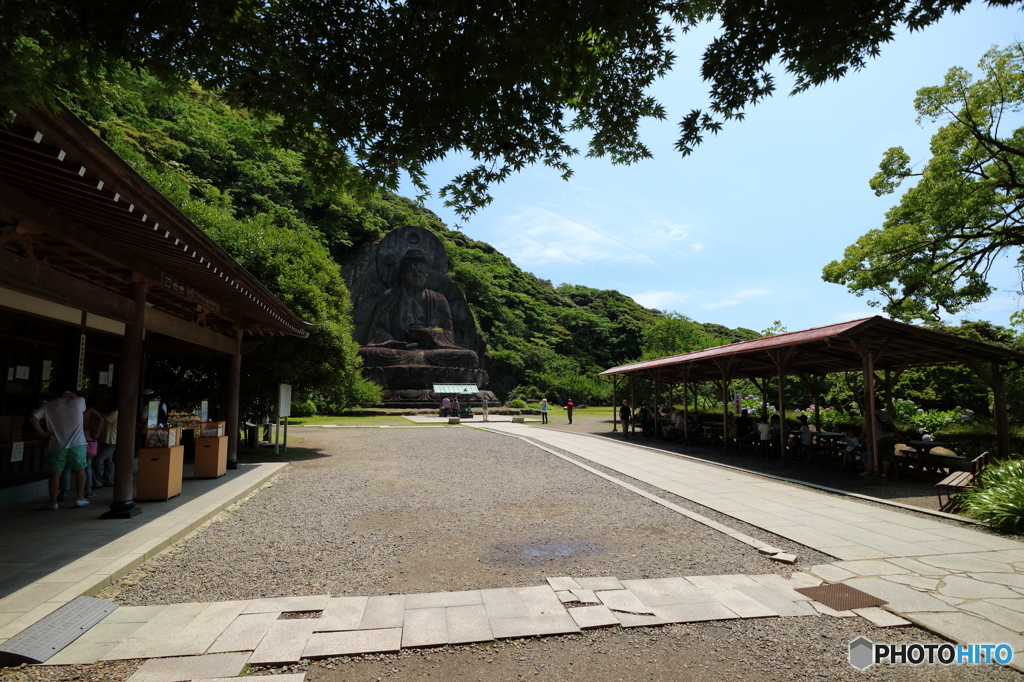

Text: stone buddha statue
xmin=360 ymin=249 xmax=480 ymax=369
xmin=345 ymin=225 xmax=493 ymax=406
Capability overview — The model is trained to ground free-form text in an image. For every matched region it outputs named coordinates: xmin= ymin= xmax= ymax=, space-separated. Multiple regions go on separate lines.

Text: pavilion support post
xmin=862 ymin=349 xmax=878 ymax=475
xmin=777 ymin=368 xmax=786 ymax=459
xmin=612 ymin=375 xmax=618 ymax=432
xmin=682 ymin=380 xmax=689 ymax=444
xmin=654 ymin=376 xmax=660 ymax=438
xmin=992 ymin=362 xmax=1010 ymax=461
xmin=102 ymin=280 xmax=147 ymax=520
xmin=630 ymin=375 xmax=635 ymax=435
xmin=226 ymin=328 xmax=243 ymax=469
xmin=721 ymin=374 xmax=729 ymax=454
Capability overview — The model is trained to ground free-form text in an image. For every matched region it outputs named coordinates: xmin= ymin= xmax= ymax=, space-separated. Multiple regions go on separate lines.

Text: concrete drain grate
xmin=795 ymin=583 xmax=887 ymax=611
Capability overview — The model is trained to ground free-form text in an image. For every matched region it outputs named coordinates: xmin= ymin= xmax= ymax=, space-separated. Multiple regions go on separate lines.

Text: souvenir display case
xmin=138 ymin=427 xmax=184 ymax=500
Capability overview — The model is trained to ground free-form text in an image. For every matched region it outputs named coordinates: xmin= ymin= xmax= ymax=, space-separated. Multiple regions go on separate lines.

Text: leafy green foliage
xmin=962 ymin=458 xmax=1024 ymax=529
xmin=7 ymin=0 xmax=1015 ymax=214
xmin=824 ymin=43 xmax=1024 ymax=320
xmin=63 ymin=73 xmax=369 ymax=415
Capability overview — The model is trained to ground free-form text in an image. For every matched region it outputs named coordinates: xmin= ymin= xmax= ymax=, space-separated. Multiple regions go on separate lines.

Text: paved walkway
xmin=0 ymin=463 xmax=287 ymax=645
xmin=483 ymin=424 xmax=1024 ymax=667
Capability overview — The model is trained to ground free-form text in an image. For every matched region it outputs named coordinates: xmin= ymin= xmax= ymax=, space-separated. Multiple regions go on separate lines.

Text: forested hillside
xmin=66 ymin=74 xmax=995 ymax=414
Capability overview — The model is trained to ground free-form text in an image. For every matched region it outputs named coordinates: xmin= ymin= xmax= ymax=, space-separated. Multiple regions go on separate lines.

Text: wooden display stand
xmin=137 ymin=445 xmax=184 ymax=501
xmin=194 ymin=435 xmax=228 ymax=478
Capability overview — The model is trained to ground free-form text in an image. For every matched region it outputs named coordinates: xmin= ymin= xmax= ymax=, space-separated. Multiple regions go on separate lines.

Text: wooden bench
xmin=935 ymin=452 xmax=990 ymax=511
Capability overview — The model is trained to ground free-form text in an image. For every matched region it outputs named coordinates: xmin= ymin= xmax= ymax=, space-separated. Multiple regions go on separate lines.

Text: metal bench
xmin=935 ymin=452 xmax=990 ymax=511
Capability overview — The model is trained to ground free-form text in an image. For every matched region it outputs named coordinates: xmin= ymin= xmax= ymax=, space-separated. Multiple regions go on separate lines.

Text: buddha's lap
xmin=359 ymin=346 xmax=479 ymax=368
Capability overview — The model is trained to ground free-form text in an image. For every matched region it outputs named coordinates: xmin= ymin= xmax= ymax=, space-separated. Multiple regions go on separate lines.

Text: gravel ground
xmin=7 ymin=426 xmax=1022 ymax=681
xmin=101 ymin=427 xmax=800 ymax=605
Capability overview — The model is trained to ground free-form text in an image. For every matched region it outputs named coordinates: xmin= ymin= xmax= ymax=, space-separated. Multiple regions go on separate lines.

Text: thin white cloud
xmin=495 ymin=206 xmax=655 ymax=267
xmin=629 ymin=290 xmax=694 ymax=310
xmin=700 ymin=289 xmax=771 ymax=310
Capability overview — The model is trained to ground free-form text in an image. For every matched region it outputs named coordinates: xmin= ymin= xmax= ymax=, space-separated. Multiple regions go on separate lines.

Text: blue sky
xmin=400 ymin=5 xmax=1024 ymax=334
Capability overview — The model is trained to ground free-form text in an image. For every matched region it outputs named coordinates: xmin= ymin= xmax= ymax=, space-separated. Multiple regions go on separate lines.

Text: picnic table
xmin=897 ymin=441 xmax=968 ymax=475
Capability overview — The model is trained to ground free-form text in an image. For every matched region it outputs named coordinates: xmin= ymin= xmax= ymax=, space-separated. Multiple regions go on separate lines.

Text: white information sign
xmin=42 ymin=360 xmax=52 ymax=381
xmin=14 ymin=366 xmax=29 ymax=380
xmin=201 ymin=400 xmax=209 ymax=422
xmin=10 ymin=442 xmax=24 ymax=463
xmin=147 ymin=401 xmax=160 ymax=428
xmin=278 ymin=384 xmax=292 ymax=418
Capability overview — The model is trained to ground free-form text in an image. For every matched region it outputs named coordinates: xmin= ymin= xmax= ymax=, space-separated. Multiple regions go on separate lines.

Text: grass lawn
xmin=287 ymin=414 xmax=418 ymax=427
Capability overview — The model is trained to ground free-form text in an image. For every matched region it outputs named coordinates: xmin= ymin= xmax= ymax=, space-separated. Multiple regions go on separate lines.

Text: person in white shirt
xmin=757 ymin=415 xmax=772 ymax=460
xmin=29 ymin=385 xmax=89 ymax=510
xmin=843 ymin=428 xmax=861 ymax=470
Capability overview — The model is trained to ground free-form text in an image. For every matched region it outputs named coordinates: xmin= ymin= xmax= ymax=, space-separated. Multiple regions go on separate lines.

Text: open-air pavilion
xmin=0 ymin=104 xmax=308 ymax=518
xmin=598 ymin=316 xmax=1024 ymax=471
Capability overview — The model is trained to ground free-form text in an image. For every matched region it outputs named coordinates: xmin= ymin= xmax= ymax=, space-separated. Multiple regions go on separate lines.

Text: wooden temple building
xmin=0 ymin=105 xmax=308 ymax=517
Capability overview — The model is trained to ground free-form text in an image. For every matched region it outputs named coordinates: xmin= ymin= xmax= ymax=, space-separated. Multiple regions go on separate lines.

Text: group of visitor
xmin=29 ymin=383 xmax=118 ymax=511
xmin=615 ymin=399 xmax=896 ymax=478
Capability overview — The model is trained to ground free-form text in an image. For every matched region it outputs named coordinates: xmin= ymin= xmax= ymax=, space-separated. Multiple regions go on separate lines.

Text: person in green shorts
xmin=30 ymin=384 xmax=90 ymax=510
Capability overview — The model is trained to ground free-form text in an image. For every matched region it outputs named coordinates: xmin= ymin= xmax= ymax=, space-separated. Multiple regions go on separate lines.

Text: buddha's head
xmin=399 ymin=249 xmax=430 ymax=289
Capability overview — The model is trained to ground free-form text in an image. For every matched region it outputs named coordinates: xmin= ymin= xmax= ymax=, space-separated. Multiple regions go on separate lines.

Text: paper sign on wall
xmin=10 ymin=442 xmax=23 ymax=463
xmin=6 ymin=368 xmax=12 ymax=381
xmin=201 ymin=400 xmax=209 ymax=422
xmin=14 ymin=366 xmax=29 ymax=380
xmin=42 ymin=360 xmax=52 ymax=381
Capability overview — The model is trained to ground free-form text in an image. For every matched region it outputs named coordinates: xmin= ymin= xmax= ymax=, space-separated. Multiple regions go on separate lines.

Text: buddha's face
xmin=400 ymin=261 xmax=429 ymax=289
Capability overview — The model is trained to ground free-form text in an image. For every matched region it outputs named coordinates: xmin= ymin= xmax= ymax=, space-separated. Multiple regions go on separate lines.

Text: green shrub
xmin=961 ymin=458 xmax=1024 ymax=530
xmin=508 ymin=399 xmax=527 ymax=408
xmin=290 ymin=399 xmax=317 ymax=418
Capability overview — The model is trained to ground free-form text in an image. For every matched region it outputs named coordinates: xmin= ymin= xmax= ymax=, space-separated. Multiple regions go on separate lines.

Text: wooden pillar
xmin=992 ymin=362 xmax=1010 ymax=461
xmin=102 ymin=281 xmax=147 ymax=519
xmin=721 ymin=375 xmax=729 ymax=454
xmin=612 ymin=375 xmax=618 ymax=432
xmin=761 ymin=379 xmax=768 ymax=419
xmin=226 ymin=328 xmax=243 ymax=469
xmin=863 ymin=349 xmax=878 ymax=474
xmin=653 ymin=376 xmax=659 ymax=438
xmin=622 ymin=374 xmax=630 ymax=432
xmin=682 ymin=379 xmax=689 ymax=444
xmin=776 ymin=366 xmax=786 ymax=458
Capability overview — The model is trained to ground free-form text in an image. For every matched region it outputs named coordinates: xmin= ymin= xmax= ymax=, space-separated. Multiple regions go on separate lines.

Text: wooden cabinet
xmin=193 ymin=435 xmax=228 ymax=479
xmin=136 ymin=445 xmax=184 ymax=501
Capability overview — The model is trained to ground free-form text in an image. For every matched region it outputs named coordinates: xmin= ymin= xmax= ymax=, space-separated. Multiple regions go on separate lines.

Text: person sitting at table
xmin=789 ymin=414 xmax=814 ymax=466
xmin=662 ymin=408 xmax=679 ymax=440
xmin=688 ymin=412 xmax=704 ymax=442
xmin=643 ymin=405 xmax=657 ymax=437
xmin=842 ymin=428 xmax=862 ymax=471
xmin=861 ymin=400 xmax=896 ymax=479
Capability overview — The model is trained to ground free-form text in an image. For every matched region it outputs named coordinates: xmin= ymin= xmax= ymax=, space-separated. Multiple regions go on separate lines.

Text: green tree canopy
xmin=823 ymin=42 xmax=1024 ymax=321
xmin=5 ymin=0 xmax=1018 ymax=215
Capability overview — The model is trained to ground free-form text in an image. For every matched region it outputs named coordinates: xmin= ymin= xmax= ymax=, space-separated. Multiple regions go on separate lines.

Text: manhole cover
xmin=795 ymin=583 xmax=887 ymax=611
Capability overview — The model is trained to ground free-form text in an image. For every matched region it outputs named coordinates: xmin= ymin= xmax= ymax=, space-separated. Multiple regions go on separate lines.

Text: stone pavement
xmin=48 ymin=569 xmax=862 ymax=682
xmin=481 ymin=423 xmax=1024 ymax=669
xmin=0 ymin=463 xmax=287 ymax=646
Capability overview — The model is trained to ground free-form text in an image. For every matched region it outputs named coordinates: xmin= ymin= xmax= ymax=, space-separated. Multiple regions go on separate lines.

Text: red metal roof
xmin=598 ymin=316 xmax=1024 ymax=381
